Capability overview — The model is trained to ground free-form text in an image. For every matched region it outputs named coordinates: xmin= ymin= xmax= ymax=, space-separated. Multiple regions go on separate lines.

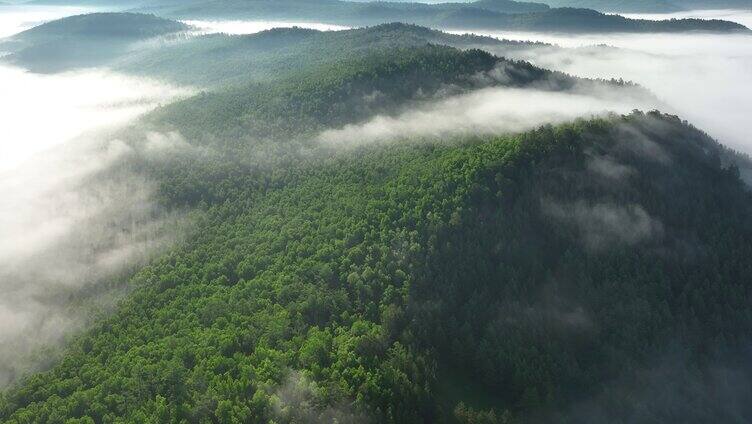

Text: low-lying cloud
xmin=0 ymin=128 xmax=194 ymax=387
xmin=0 ymin=65 xmax=191 ymax=172
xmin=541 ymin=199 xmax=664 ymax=251
xmin=183 ymin=19 xmax=350 ymax=35
xmin=318 ymin=86 xmax=657 ymax=146
xmin=0 ymin=64 xmax=192 ymax=387
xmin=272 ymin=370 xmax=368 ymax=423
xmin=451 ymin=10 xmax=752 ymax=153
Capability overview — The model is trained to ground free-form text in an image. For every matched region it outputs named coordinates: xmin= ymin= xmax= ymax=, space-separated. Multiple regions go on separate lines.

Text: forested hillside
xmin=116 ymin=23 xmax=550 ymax=87
xmin=143 ymin=45 xmax=642 ymax=139
xmin=129 ymin=43 xmax=647 ymax=207
xmin=435 ymin=7 xmax=748 ymax=32
xmin=1 ymin=32 xmax=752 ymax=422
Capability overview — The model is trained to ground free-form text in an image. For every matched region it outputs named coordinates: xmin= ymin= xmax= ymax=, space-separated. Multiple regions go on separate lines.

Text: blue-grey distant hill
xmin=0 ymin=12 xmax=190 ymax=72
xmin=534 ymin=0 xmax=752 ymax=13
xmin=25 ymin=0 xmax=752 ymax=31
xmin=128 ymin=0 xmax=750 ymax=33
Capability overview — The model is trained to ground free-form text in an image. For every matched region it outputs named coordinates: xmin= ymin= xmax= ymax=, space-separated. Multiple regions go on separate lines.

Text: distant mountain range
xmin=24 ymin=0 xmax=752 ymax=13
xmin=128 ymin=0 xmax=749 ymax=31
xmin=1 ymin=10 xmax=747 ymax=75
xmin=542 ymin=0 xmax=752 ymax=12
xmin=0 ymin=13 xmax=645 ymax=93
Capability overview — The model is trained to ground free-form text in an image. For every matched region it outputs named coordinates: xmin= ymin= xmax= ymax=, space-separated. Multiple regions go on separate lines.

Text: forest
xmin=1 ymin=3 xmax=751 ymax=424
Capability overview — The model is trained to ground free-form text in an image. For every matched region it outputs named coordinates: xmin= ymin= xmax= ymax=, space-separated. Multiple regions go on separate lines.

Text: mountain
xmin=0 ymin=13 xmax=542 ymax=76
xmin=3 ymin=11 xmax=746 ymax=79
xmin=472 ymin=0 xmax=548 ymax=12
xmin=0 ymin=17 xmax=584 ymax=88
xmin=139 ymin=0 xmax=549 ymax=21
xmin=535 ymin=0 xmax=752 ymax=12
xmin=6 ymin=12 xmax=187 ymax=40
xmin=538 ymin=0 xmax=682 ymax=12
xmin=137 ymin=0 xmax=749 ymax=33
xmin=2 ymin=35 xmax=752 ymax=423
xmin=115 ymin=23 xmax=554 ymax=87
xmin=0 ymin=13 xmax=190 ymax=72
xmin=434 ymin=7 xmax=749 ymax=32
xmin=141 ymin=45 xmax=645 ymax=149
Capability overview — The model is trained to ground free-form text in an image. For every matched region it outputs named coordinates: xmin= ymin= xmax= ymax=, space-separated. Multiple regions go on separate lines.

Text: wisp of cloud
xmin=183 ymin=19 xmax=350 ymax=35
xmin=318 ymin=86 xmax=657 ymax=146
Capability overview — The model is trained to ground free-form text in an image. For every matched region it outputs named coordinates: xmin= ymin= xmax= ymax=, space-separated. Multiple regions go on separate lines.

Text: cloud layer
xmin=0 ymin=61 xmax=191 ymax=386
xmin=450 ymin=10 xmax=752 ymax=152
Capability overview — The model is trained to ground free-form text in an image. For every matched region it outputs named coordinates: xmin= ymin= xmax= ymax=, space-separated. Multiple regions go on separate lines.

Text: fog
xmin=449 ymin=10 xmax=752 ymax=152
xmin=620 ymin=9 xmax=752 ymax=28
xmin=0 ymin=58 xmax=191 ymax=385
xmin=0 ymin=65 xmax=190 ymax=171
xmin=183 ymin=19 xmax=350 ymax=35
xmin=319 ymin=86 xmax=657 ymax=146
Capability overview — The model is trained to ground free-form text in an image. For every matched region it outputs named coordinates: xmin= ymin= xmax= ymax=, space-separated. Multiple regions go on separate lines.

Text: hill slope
xmin=140 ymin=43 xmax=647 ymax=150
xmin=115 ymin=23 xmax=552 ymax=87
